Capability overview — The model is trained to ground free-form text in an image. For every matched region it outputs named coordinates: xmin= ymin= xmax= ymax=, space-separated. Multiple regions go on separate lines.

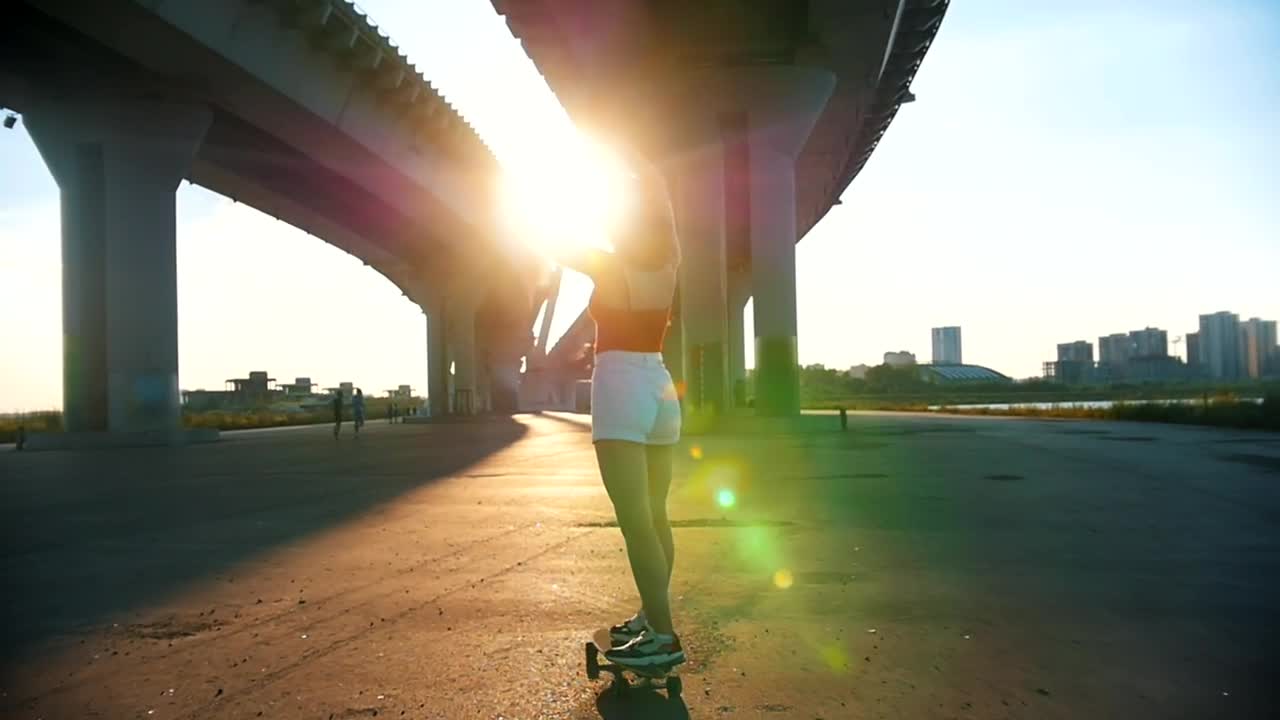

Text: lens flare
xmin=820 ymin=643 xmax=850 ymax=673
xmin=716 ymin=488 xmax=736 ymax=508
xmin=739 ymin=525 xmax=767 ymax=558
xmin=773 ymin=568 xmax=794 ymax=589
xmin=689 ymin=445 xmax=703 ymax=460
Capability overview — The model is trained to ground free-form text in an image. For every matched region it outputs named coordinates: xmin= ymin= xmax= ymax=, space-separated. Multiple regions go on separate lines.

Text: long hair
xmin=614 ymin=172 xmax=680 ymax=271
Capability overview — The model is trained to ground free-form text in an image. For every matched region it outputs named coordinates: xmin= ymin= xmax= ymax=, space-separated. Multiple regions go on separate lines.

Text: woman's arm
xmin=553 ymin=246 xmax=614 ymax=279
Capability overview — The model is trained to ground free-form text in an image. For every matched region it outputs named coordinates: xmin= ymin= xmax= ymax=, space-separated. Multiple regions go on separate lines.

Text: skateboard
xmin=585 ymin=628 xmax=683 ymax=698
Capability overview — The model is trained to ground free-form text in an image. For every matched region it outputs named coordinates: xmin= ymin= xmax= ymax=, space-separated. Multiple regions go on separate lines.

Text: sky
xmin=2 ymin=0 xmax=1278 ymax=412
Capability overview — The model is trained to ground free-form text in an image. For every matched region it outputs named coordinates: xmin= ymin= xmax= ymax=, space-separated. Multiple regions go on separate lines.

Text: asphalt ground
xmin=2 ymin=411 xmax=1277 ymax=719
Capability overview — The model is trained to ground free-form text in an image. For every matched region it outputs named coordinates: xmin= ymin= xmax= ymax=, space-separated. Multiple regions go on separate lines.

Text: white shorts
xmin=590 ymin=351 xmax=682 ymax=445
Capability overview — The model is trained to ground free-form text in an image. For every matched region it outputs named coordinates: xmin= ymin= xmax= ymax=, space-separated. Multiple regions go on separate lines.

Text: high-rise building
xmin=931 ymin=326 xmax=962 ymax=365
xmin=1098 ymin=333 xmax=1135 ymax=367
xmin=1057 ymin=341 xmax=1094 ymax=363
xmin=1186 ymin=332 xmax=1200 ymax=367
xmin=1045 ymin=341 xmax=1096 ymax=385
xmin=1241 ymin=318 xmax=1278 ymax=379
xmin=1198 ymin=311 xmax=1244 ymax=380
xmin=1129 ymin=327 xmax=1168 ymax=359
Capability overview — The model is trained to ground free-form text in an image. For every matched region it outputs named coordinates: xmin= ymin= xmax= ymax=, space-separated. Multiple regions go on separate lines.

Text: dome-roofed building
xmin=919 ymin=364 xmax=1010 ymax=384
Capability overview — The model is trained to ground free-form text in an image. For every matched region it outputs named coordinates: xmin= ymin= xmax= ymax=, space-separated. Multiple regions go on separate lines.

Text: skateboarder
xmin=352 ymin=388 xmax=366 ymax=437
xmin=556 ymin=162 xmax=684 ymax=669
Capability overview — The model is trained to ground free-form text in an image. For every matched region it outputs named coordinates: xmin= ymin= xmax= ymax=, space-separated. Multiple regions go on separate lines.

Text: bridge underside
xmin=498 ymin=0 xmax=947 ymax=416
xmin=2 ymin=1 xmax=541 ymax=443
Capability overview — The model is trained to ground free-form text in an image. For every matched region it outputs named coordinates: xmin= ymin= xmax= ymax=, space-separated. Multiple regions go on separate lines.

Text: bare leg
xmin=645 ymin=444 xmax=675 ymax=583
xmin=595 ymin=440 xmax=674 ymax=635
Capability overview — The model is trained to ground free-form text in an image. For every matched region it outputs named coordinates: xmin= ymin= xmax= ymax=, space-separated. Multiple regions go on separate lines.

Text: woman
xmin=557 ymin=166 xmax=684 ymax=669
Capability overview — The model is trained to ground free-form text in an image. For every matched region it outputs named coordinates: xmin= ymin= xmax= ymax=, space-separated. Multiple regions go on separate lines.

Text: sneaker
xmin=604 ymin=628 xmax=685 ymax=669
xmin=609 ymin=612 xmax=648 ymax=646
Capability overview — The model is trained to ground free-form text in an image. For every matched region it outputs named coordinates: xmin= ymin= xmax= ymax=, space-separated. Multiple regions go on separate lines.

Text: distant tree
xmin=864 ymin=364 xmax=924 ymax=393
xmin=799 ymin=363 xmax=849 ymax=402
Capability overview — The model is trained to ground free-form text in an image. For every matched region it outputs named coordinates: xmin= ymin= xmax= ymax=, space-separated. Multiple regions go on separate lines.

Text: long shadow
xmin=595 ymin=687 xmax=690 ymax=719
xmin=0 ymin=416 xmax=527 ymax=659
xmin=535 ymin=410 xmax=594 ymax=431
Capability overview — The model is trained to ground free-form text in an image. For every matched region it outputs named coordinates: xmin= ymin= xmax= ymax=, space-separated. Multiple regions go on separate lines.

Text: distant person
xmin=332 ymin=390 xmax=343 ymax=439
xmin=352 ymin=388 xmax=366 ymax=437
xmin=387 ymin=400 xmax=394 ymax=423
xmin=552 ymin=161 xmax=683 ymax=670
xmin=392 ymin=401 xmax=399 ymax=424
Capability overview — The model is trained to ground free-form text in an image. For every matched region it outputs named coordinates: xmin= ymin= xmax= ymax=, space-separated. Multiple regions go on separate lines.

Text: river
xmin=929 ymin=397 xmax=1264 ymax=411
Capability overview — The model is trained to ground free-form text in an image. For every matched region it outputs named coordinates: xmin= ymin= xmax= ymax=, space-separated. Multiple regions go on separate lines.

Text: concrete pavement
xmin=2 ymin=412 xmax=1278 ymax=719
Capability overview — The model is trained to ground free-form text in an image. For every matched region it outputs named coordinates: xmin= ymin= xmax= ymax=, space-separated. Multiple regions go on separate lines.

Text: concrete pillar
xmin=425 ymin=304 xmax=449 ymax=418
xmin=662 ymin=292 xmax=685 ymax=394
xmin=742 ymin=67 xmax=835 ymax=416
xmin=25 ymin=97 xmax=211 ymax=435
xmin=475 ymin=339 xmax=493 ymax=413
xmin=480 ymin=327 xmax=528 ymax=415
xmin=447 ymin=299 xmax=477 ymax=415
xmin=488 ymin=356 xmax=521 ymax=413
xmin=748 ymin=148 xmax=800 ymax=416
xmin=667 ymin=145 xmax=729 ymax=414
xmin=727 ymin=266 xmax=750 ymax=407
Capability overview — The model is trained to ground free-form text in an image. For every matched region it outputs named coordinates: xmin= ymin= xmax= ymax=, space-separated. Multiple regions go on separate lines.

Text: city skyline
xmin=838 ymin=306 xmax=1279 ymax=382
xmin=149 ymin=300 xmax=1280 ymax=393
xmin=1045 ymin=307 xmax=1279 ymax=384
xmin=1055 ymin=308 xmax=1279 ymax=365
xmin=2 ymin=0 xmax=1279 ymax=411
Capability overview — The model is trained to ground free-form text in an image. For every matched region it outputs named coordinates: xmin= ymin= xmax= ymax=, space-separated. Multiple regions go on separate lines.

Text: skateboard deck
xmin=585 ymin=628 xmax=682 ymax=698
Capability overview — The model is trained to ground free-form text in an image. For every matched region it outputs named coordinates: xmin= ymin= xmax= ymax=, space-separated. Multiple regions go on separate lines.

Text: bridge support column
xmin=25 ymin=97 xmax=213 ymax=443
xmin=447 ymin=299 xmax=477 ymax=415
xmin=425 ymin=302 xmax=449 ymax=418
xmin=487 ymin=354 xmax=521 ymax=414
xmin=480 ymin=330 xmax=527 ymax=415
xmin=667 ymin=145 xmax=729 ymax=416
xmin=662 ymin=294 xmax=685 ymax=396
xmin=727 ymin=266 xmax=750 ymax=408
xmin=475 ymin=339 xmax=493 ymax=414
xmin=740 ymin=67 xmax=836 ymax=416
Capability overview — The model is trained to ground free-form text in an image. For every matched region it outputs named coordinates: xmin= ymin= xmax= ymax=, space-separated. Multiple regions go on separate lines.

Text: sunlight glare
xmin=499 ymin=135 xmax=631 ymax=259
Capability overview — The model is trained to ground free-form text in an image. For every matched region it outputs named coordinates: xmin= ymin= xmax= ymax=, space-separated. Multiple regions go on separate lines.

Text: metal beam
xmin=534 ymin=267 xmax=563 ymax=361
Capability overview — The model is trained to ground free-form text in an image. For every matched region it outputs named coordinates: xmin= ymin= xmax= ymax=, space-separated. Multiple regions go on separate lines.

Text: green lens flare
xmin=716 ymin=488 xmax=736 ymax=508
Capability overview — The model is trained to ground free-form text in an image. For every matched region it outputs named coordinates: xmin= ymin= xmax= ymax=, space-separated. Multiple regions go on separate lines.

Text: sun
xmin=499 ymin=135 xmax=632 ymax=259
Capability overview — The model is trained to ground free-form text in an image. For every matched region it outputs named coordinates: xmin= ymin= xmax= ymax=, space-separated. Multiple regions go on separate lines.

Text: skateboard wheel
xmin=585 ymin=642 xmax=599 ymax=680
xmin=666 ymin=676 xmax=682 ymax=698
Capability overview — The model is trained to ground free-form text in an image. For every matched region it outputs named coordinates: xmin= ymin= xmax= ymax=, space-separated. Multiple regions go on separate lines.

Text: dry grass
xmin=0 ymin=411 xmax=61 ymax=444
xmin=181 ymin=409 xmax=337 ymax=430
xmin=1 ymin=405 xmax=406 ymax=442
xmin=927 ymin=396 xmax=1279 ymax=431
